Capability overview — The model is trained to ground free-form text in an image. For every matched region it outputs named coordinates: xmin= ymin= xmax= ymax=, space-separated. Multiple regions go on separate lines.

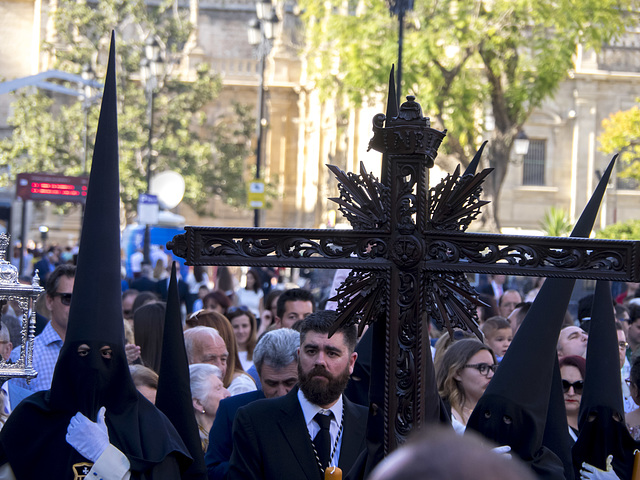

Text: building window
xmin=522 ymin=139 xmax=546 ymax=186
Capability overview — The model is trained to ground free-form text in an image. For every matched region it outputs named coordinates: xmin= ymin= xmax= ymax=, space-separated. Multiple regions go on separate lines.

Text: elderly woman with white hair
xmin=190 ymin=363 xmax=230 ymax=451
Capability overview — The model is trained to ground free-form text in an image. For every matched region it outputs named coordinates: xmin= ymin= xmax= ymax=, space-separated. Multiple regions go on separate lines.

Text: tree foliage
xmin=299 ymin=0 xmax=636 ymax=230
xmin=539 ymin=206 xmax=573 ymax=237
xmin=0 ymin=0 xmax=254 ymax=220
xmin=596 ymin=219 xmax=640 ymax=240
xmin=598 ymin=103 xmax=640 ymax=183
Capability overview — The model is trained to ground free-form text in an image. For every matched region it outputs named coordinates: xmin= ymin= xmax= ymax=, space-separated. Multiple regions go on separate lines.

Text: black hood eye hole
xmin=77 ymin=344 xmax=91 ymax=357
xmin=502 ymin=415 xmax=512 ymax=425
xmin=484 ymin=410 xmax=491 ymax=419
xmin=100 ymin=346 xmax=113 ymax=359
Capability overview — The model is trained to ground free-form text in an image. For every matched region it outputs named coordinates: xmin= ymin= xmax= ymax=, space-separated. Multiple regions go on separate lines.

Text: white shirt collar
xmin=297 ymin=387 xmax=343 ymax=429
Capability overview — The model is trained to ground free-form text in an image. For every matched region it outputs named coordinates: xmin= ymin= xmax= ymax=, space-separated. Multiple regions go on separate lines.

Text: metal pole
xmin=143 ymin=83 xmax=154 ymax=264
xmin=83 ymin=105 xmax=89 ymax=175
xmin=254 ymin=45 xmax=266 ymax=228
xmin=19 ymin=200 xmax=27 ymax=277
xmin=397 ymin=9 xmax=404 ymax=107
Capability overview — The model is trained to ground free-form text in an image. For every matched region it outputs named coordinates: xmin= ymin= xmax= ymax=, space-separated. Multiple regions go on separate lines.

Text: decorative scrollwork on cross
xmin=167 ymin=79 xmax=640 ymax=453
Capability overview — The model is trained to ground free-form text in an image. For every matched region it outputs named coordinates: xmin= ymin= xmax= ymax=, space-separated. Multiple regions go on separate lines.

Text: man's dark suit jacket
xmin=205 ymin=390 xmax=265 ymax=480
xmin=129 ymin=276 xmax=157 ymax=293
xmin=228 ymin=386 xmax=367 ymax=480
xmin=155 ymin=277 xmax=191 ymax=312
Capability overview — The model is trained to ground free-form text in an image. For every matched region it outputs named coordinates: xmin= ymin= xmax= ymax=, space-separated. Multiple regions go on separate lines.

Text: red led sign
xmin=16 ymin=173 xmax=89 ymax=204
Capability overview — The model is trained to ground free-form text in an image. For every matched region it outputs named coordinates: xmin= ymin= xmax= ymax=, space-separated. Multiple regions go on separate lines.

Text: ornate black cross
xmin=168 ymin=73 xmax=640 ymax=453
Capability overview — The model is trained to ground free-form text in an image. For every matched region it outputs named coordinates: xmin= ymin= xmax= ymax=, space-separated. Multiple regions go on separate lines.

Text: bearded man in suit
xmin=228 ymin=310 xmax=367 ymax=480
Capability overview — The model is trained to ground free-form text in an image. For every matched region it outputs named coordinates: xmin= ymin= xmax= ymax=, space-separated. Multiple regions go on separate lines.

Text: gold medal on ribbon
xmin=633 ymin=449 xmax=640 ymax=479
xmin=325 ymin=466 xmax=342 ymax=479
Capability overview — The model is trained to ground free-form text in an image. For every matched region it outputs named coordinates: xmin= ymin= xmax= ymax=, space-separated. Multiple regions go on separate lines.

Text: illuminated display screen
xmin=16 ymin=173 xmax=89 ymax=204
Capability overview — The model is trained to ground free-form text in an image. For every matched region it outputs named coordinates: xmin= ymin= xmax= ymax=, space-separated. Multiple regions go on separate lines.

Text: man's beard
xmin=298 ymin=362 xmax=350 ymax=406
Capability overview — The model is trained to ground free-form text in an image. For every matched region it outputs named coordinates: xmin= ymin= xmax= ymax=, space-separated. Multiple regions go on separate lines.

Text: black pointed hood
xmin=572 ymin=280 xmax=638 ymax=478
xmin=65 ymin=32 xmax=123 ymax=346
xmin=49 ymin=31 xmax=135 ymax=419
xmin=0 ymin=32 xmax=191 ymax=478
xmin=156 ymin=262 xmax=207 ymax=479
xmin=466 ymin=157 xmax=617 ymax=478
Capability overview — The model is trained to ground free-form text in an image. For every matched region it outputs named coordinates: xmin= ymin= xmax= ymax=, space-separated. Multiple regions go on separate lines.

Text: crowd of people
xmin=5 ymin=256 xmax=640 ymax=479
xmin=0 ymin=40 xmax=637 ymax=478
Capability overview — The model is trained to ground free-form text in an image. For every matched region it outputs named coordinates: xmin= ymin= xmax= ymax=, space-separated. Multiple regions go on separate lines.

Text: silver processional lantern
xmin=0 ymin=233 xmax=42 ymax=380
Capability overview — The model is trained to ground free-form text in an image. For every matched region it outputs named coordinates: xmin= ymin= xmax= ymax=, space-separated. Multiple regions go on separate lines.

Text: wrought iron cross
xmin=168 ymin=74 xmax=640 ymax=453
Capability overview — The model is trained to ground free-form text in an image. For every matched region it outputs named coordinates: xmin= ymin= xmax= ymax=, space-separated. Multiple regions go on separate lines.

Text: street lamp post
xmin=248 ymin=0 xmax=278 ymax=228
xmin=81 ymin=64 xmax=95 ymax=176
xmin=388 ymin=0 xmax=414 ymax=106
xmin=141 ymin=36 xmax=164 ymax=264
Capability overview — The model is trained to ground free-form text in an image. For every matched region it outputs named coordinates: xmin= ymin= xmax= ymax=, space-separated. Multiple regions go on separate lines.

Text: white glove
xmin=66 ymin=406 xmax=110 ymax=463
xmin=491 ymin=445 xmax=512 ymax=459
xmin=580 ymin=455 xmax=620 ymax=480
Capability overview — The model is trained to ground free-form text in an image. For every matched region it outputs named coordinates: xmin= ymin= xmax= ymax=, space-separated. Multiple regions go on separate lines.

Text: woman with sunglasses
xmin=436 ymin=338 xmax=497 ymax=434
xmin=559 ymin=354 xmax=586 ymax=440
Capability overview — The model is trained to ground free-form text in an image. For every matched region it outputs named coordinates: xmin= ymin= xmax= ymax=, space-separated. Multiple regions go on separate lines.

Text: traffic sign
xmin=138 ymin=193 xmax=159 ymax=225
xmin=248 ymin=181 xmax=265 ymax=209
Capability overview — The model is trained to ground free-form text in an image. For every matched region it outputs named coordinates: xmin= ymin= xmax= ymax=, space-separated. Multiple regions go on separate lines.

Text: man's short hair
xmin=129 ymin=364 xmax=159 ymax=390
xmin=480 ymin=316 xmax=510 ymax=338
xmin=369 ymin=426 xmax=536 ymax=480
xmin=498 ymin=289 xmax=521 ymax=306
xmin=577 ymin=294 xmax=594 ymax=322
xmin=615 ymin=304 xmax=630 ymax=322
xmin=276 ymin=288 xmax=315 ymax=319
xmin=122 ymin=289 xmax=139 ymax=301
xmin=253 ymin=328 xmax=300 ymax=375
xmin=299 ymin=310 xmax=357 ymax=353
xmin=629 ymin=303 xmax=640 ymax=325
xmin=511 ymin=301 xmax=532 ymax=328
xmin=45 ymin=264 xmax=76 ymax=296
xmin=183 ymin=325 xmax=221 ymax=363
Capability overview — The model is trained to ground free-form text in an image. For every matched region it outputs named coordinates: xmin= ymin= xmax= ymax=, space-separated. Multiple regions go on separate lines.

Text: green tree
xmin=596 ymin=219 xmax=640 ymax=240
xmin=0 ymin=0 xmax=254 ymax=220
xmin=300 ymin=0 xmax=635 ymax=230
xmin=539 ymin=206 xmax=573 ymax=237
xmin=598 ymin=103 xmax=640 ymax=184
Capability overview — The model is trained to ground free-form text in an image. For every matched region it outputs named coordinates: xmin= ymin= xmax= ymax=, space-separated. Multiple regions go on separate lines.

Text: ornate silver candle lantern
xmin=0 ymin=233 xmax=42 ymax=380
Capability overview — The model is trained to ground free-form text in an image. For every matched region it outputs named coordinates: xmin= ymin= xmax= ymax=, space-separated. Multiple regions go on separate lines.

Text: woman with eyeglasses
xmin=624 ymin=356 xmax=640 ymax=440
xmin=558 ymin=354 xmax=586 ymax=440
xmin=436 ymin=338 xmax=497 ymax=434
xmin=227 ymin=306 xmax=258 ymax=372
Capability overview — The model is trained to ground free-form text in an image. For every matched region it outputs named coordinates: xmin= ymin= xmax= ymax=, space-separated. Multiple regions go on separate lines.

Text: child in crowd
xmin=480 ymin=316 xmax=513 ymax=362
